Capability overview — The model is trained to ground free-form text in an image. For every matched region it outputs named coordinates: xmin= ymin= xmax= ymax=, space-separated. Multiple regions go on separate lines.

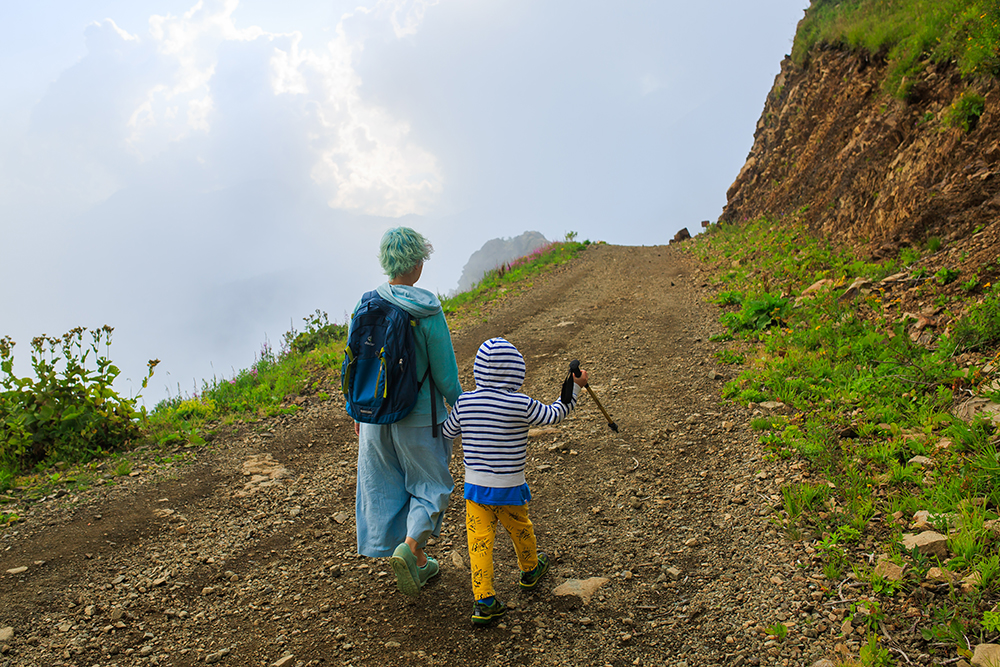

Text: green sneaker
xmin=418 ymin=556 xmax=439 ymax=585
xmin=471 ymin=597 xmax=507 ymax=626
xmin=519 ymin=552 xmax=550 ymax=590
xmin=389 ymin=543 xmax=420 ymax=598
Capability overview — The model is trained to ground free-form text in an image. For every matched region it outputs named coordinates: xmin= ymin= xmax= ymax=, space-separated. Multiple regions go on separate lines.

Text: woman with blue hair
xmin=350 ymin=227 xmax=462 ymax=597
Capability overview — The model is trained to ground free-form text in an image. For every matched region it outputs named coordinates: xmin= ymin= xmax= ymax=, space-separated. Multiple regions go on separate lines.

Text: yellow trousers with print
xmin=465 ymin=499 xmax=539 ymax=601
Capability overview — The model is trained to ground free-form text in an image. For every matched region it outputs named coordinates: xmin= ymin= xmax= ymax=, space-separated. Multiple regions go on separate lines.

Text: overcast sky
xmin=0 ymin=0 xmax=808 ymax=404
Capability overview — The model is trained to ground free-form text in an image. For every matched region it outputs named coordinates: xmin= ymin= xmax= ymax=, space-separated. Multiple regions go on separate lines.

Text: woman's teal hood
xmin=375 ymin=283 xmax=442 ymax=319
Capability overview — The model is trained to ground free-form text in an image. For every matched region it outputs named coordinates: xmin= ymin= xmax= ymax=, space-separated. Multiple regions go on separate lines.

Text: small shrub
xmin=946 ymin=286 xmax=1000 ymax=352
xmin=284 ymin=310 xmax=348 ymax=355
xmin=935 ymin=267 xmax=960 ymax=285
xmin=899 ymin=246 xmax=921 ymax=266
xmin=765 ymin=622 xmax=788 ymax=640
xmin=714 ymin=349 xmax=745 ymax=364
xmin=942 ymin=91 xmax=986 ymax=133
xmin=720 ymin=293 xmax=791 ymax=335
xmin=0 ymin=328 xmax=157 ymax=473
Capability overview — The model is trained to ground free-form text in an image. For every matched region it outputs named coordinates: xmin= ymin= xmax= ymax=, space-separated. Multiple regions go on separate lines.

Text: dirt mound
xmin=723 ymin=48 xmax=1000 ymax=294
xmin=0 ymin=244 xmax=848 ymax=666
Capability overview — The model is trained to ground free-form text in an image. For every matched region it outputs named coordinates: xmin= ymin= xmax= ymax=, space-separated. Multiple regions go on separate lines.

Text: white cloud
xmin=386 ymin=0 xmax=442 ymax=38
xmin=9 ymin=0 xmax=443 ymax=218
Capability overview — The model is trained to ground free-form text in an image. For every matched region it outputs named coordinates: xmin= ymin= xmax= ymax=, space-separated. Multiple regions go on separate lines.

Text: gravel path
xmin=0 ymin=244 xmax=847 ymax=667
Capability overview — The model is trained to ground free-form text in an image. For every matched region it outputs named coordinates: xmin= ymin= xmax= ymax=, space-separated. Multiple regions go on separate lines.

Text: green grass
xmin=441 ymin=239 xmax=592 ymax=317
xmin=691 ymin=214 xmax=1000 ymax=657
xmin=793 ymin=0 xmax=1000 ymax=99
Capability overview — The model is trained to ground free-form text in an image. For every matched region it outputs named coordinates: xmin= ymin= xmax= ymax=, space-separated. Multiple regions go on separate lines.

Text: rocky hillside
xmin=455 ymin=231 xmax=549 ymax=294
xmin=722 ymin=47 xmax=1000 ymax=291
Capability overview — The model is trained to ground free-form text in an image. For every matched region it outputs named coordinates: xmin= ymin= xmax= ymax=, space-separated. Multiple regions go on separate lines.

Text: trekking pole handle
xmin=569 ymin=359 xmax=584 ymax=383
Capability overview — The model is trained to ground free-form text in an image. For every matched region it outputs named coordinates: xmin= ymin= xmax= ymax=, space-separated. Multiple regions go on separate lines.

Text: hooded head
xmin=473 ymin=337 xmax=526 ymax=391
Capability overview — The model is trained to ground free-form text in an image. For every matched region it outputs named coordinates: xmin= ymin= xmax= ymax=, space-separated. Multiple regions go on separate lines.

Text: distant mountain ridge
xmin=455 ymin=231 xmax=549 ymax=294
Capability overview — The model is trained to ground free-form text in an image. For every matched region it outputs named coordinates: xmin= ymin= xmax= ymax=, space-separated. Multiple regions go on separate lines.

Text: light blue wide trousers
xmin=355 ymin=423 xmax=454 ymax=557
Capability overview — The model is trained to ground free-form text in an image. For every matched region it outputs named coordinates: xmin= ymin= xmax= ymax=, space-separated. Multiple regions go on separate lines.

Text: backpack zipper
xmin=376 ymin=347 xmax=387 ymax=399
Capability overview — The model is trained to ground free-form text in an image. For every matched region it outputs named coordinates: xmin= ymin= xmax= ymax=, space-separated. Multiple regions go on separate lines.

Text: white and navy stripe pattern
xmin=442 ymin=338 xmax=577 ymax=489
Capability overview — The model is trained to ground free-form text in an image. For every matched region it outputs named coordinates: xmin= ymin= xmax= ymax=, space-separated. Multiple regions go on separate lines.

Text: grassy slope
xmin=691 ymin=2 xmax=1000 ymax=656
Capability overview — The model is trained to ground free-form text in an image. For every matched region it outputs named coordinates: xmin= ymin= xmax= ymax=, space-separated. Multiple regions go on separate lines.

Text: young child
xmin=441 ymin=337 xmax=588 ymax=625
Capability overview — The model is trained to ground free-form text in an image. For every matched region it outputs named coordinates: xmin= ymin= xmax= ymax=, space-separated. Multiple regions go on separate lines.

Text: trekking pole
xmin=569 ymin=359 xmax=618 ymax=433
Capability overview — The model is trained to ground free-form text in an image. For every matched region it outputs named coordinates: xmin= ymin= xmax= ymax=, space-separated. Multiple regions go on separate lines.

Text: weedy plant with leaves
xmin=0 ymin=327 xmax=157 ymax=482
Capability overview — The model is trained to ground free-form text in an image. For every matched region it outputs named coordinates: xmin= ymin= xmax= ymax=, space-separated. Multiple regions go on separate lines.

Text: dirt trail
xmin=0 ymin=244 xmax=842 ymax=667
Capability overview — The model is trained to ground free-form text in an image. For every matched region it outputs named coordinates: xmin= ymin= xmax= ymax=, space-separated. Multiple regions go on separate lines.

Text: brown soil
xmin=722 ymin=49 xmax=1000 ymax=317
xmin=0 ymin=244 xmax=844 ymax=667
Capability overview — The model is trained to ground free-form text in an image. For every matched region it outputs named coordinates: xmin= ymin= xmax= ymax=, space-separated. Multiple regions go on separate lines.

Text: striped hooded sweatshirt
xmin=442 ymin=338 xmax=580 ymax=496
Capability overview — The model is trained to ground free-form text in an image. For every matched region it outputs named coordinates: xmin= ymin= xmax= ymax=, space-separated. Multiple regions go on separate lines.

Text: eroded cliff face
xmin=722 ymin=48 xmax=1000 ymax=283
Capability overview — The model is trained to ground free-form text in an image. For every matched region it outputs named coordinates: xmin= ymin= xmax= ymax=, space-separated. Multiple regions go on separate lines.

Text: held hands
xmin=561 ymin=359 xmax=589 ymax=406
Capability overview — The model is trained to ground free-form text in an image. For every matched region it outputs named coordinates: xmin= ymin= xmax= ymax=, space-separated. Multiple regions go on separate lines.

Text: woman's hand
xmin=573 ymin=368 xmax=589 ymax=387
xmin=354 ymin=421 xmax=360 ymax=436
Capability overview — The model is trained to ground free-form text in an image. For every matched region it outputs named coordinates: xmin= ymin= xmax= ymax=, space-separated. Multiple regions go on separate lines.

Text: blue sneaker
xmin=471 ymin=597 xmax=506 ymax=626
xmin=519 ymin=552 xmax=550 ymax=590
xmin=389 ymin=543 xmax=420 ymax=598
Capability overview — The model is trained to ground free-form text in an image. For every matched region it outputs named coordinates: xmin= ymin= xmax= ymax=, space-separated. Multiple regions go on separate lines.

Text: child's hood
xmin=375 ymin=282 xmax=442 ymax=319
xmin=473 ymin=337 xmax=526 ymax=391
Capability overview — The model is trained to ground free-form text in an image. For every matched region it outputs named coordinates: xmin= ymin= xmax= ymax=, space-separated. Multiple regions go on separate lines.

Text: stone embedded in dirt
xmin=758 ymin=401 xmax=786 ymax=412
xmin=927 ymin=567 xmax=959 ymax=584
xmin=955 ymin=398 xmax=1000 ymax=425
xmin=553 ymin=577 xmax=610 ymax=604
xmin=911 ymin=510 xmax=935 ymax=531
xmin=902 ymin=531 xmax=949 ymax=559
xmin=963 ymin=571 xmax=983 ymax=593
xmin=450 ymin=550 xmax=466 ymax=570
xmin=796 ymin=279 xmax=834 ymax=305
xmin=838 ymin=277 xmax=872 ymax=302
xmin=811 ymin=659 xmax=836 ymax=667
xmin=708 ymin=370 xmax=724 ymax=380
xmin=332 ymin=511 xmax=350 ymax=524
xmin=205 ymin=648 xmax=231 ymax=663
xmin=908 ymin=455 xmax=934 ymax=468
xmin=528 ymin=427 xmax=559 ymax=438
xmin=665 ymin=566 xmax=682 ymax=580
xmin=0 ymin=628 xmax=12 ymax=643
xmin=236 ymin=454 xmax=292 ymax=497
xmin=972 ymin=643 xmax=1000 ymax=667
xmin=272 ymin=654 xmax=295 ymax=667
xmin=5 ymin=566 xmax=27 ymax=575
xmin=873 ymin=559 xmax=905 ymax=582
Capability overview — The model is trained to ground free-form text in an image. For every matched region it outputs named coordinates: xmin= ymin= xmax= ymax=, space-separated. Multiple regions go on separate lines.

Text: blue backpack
xmin=341 ymin=291 xmax=434 ymax=426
